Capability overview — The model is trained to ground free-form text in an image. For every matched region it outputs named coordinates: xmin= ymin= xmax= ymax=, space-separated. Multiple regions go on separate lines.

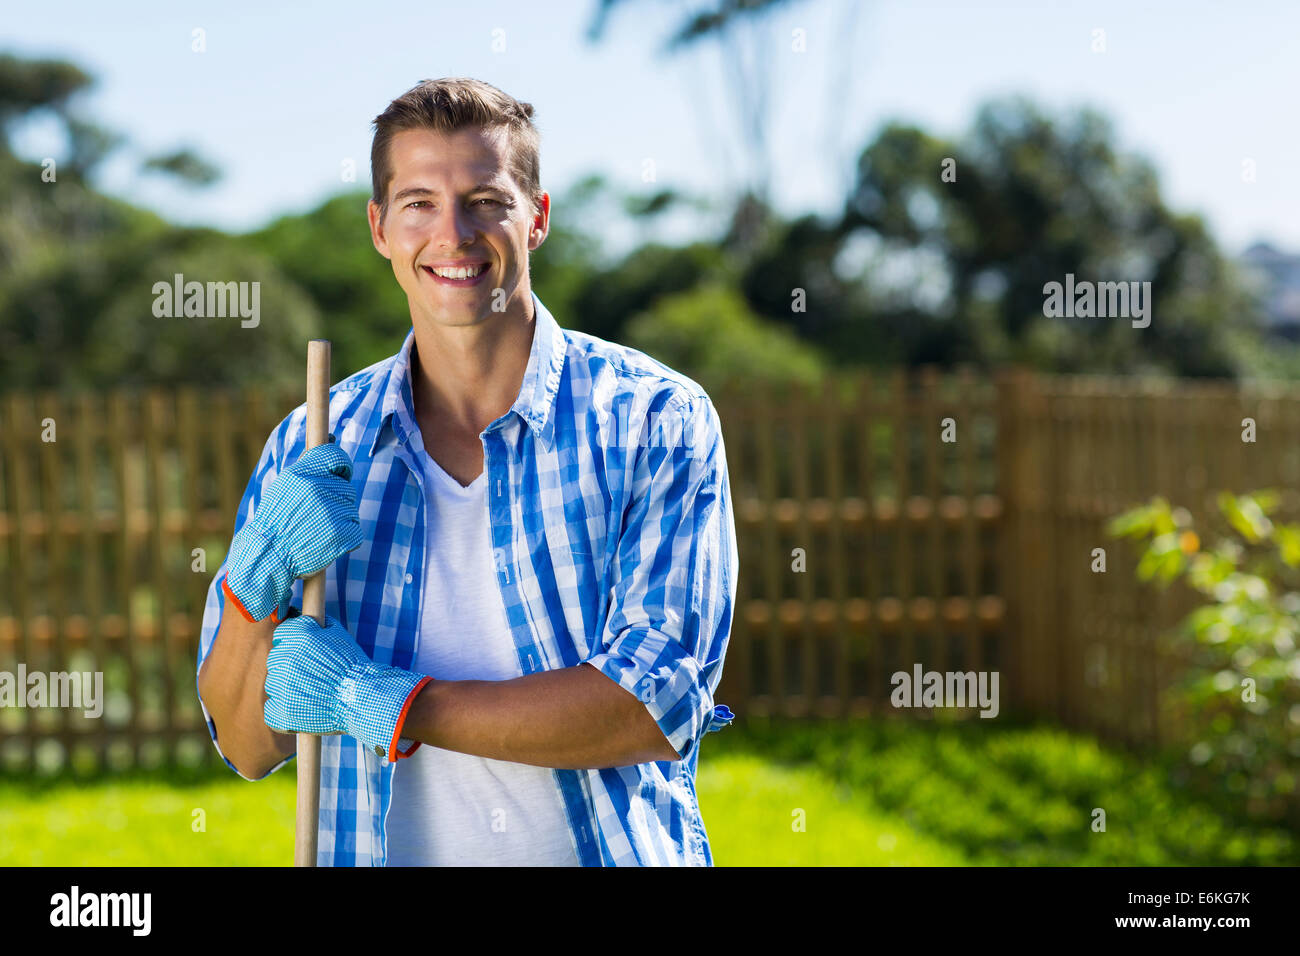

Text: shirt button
xmin=404 ymin=572 xmax=413 ymax=584
xmin=374 ymin=745 xmax=385 ymax=758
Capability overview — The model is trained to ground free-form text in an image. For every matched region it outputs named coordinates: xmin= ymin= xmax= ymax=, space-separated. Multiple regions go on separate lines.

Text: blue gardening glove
xmin=222 ymin=440 xmax=362 ymax=624
xmin=264 ymin=613 xmax=431 ymax=760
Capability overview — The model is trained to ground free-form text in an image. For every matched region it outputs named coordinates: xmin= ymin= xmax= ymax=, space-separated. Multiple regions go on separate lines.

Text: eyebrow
xmin=391 ymin=183 xmax=510 ymax=203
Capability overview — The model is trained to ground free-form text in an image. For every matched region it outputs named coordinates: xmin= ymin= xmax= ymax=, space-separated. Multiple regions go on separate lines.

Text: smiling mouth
xmin=422 ymin=263 xmax=488 ymax=281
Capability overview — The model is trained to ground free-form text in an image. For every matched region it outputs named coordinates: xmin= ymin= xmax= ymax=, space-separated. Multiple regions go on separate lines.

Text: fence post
xmin=996 ymin=366 xmax=1031 ymax=719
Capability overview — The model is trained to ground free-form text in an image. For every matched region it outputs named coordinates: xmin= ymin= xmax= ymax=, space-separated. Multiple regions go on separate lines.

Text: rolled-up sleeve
xmin=583 ymin=393 xmax=738 ymax=763
xmin=196 ymin=410 xmax=304 ymax=780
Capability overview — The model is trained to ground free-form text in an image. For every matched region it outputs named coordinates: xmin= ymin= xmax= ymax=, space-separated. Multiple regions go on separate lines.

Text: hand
xmin=223 ymin=440 xmax=363 ymax=623
xmin=264 ymin=613 xmax=430 ymax=759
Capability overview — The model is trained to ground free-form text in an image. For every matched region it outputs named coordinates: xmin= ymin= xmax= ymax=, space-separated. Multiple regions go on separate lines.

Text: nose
xmin=428 ymin=201 xmax=476 ymax=250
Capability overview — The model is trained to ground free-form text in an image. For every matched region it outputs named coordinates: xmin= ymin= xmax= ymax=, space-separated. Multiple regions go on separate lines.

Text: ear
xmin=527 ymin=191 xmax=551 ymax=253
xmin=367 ymin=199 xmax=392 ymax=260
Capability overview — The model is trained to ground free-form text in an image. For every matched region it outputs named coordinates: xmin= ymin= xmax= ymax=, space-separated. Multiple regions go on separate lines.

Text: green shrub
xmin=1108 ymin=490 xmax=1300 ymax=825
xmin=621 ymin=283 xmax=826 ymax=395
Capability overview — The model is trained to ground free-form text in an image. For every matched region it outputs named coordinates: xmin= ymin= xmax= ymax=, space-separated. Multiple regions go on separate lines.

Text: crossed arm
xmin=198 ymin=602 xmax=678 ymax=780
xmin=399 ymin=663 xmax=681 ymax=769
xmin=201 ymin=396 xmax=728 ymax=781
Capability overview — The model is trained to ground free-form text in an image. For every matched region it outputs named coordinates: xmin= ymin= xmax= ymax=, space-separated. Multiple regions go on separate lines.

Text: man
xmin=196 ymin=77 xmax=737 ymax=866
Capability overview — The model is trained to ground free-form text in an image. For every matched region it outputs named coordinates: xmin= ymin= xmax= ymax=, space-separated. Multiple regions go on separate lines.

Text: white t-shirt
xmin=383 ymin=447 xmax=581 ymax=866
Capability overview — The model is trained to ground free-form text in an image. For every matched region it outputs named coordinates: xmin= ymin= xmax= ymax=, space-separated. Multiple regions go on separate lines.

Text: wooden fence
xmin=713 ymin=368 xmax=1002 ymax=724
xmin=996 ymin=371 xmax=1300 ymax=747
xmin=713 ymin=367 xmax=1299 ymax=750
xmin=0 ymin=368 xmax=1295 ymax=772
xmin=0 ymin=388 xmax=283 ymax=772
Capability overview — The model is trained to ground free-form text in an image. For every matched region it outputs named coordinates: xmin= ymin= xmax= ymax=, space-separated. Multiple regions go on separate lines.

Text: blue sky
xmin=5 ymin=0 xmax=1298 ymax=255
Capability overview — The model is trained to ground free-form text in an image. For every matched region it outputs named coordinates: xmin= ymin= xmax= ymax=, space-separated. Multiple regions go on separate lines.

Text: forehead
xmin=385 ymin=126 xmax=514 ymax=194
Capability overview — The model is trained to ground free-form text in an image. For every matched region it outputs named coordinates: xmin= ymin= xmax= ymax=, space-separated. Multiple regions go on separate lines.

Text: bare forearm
xmin=400 ymin=662 xmax=680 ymax=769
xmin=198 ymin=600 xmax=296 ymax=778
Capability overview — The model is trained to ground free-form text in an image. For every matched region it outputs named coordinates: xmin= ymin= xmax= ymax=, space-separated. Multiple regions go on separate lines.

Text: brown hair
xmin=370 ymin=77 xmax=542 ymax=221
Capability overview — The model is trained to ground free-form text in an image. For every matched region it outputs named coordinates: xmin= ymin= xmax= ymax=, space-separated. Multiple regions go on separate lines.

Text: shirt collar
xmin=369 ymin=291 xmax=566 ymax=457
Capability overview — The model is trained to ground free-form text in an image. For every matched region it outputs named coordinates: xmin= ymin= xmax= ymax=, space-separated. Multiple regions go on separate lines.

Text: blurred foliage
xmin=244 ymin=192 xmax=407 ymax=377
xmin=0 ymin=54 xmax=314 ymax=391
xmin=566 ymin=239 xmax=730 ymax=345
xmin=586 ymin=0 xmax=798 ymax=51
xmin=622 ymin=282 xmax=824 ymax=394
xmin=0 ymin=145 xmax=320 ymax=391
xmin=0 ymin=49 xmax=1292 ymax=393
xmin=712 ymin=715 xmax=1297 ymax=864
xmin=5 ymin=715 xmax=1291 ymax=864
xmin=836 ymin=99 xmax=1261 ymax=375
xmin=1109 ymin=491 xmax=1300 ymax=825
xmin=140 ymin=148 xmax=221 ymax=187
xmin=0 ymin=52 xmax=93 ymax=134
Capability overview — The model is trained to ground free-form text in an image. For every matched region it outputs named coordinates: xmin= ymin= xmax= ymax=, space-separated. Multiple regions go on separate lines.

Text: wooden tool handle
xmin=295 ymin=339 xmax=331 ymax=867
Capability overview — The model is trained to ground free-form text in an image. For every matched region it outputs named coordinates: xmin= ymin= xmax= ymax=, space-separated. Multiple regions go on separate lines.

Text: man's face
xmin=368 ymin=125 xmax=548 ymax=329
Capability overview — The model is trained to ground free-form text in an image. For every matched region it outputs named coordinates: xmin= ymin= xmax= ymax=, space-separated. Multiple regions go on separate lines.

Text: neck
xmin=409 ymin=294 xmax=535 ymax=435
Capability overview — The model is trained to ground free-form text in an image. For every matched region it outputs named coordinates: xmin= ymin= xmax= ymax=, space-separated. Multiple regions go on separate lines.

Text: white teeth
xmin=430 ymin=264 xmax=485 ymax=279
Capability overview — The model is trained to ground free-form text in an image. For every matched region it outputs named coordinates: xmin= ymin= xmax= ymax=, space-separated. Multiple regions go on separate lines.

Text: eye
xmin=406 ymin=200 xmax=430 ymax=209
xmin=473 ymin=198 xmax=500 ymax=207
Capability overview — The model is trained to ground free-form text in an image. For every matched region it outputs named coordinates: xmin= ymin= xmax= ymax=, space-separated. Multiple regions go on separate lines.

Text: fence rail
xmin=1 ymin=367 xmax=1296 ymax=772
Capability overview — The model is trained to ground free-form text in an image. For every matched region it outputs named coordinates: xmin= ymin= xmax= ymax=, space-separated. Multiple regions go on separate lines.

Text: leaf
xmin=1274 ymin=525 xmax=1300 ymax=568
xmin=1153 ymin=500 xmax=1177 ymax=536
xmin=1107 ymin=502 xmax=1161 ymax=539
xmin=1137 ymin=534 xmax=1185 ymax=585
xmin=1221 ymin=492 xmax=1272 ymax=543
xmin=1251 ymin=489 xmax=1281 ymax=515
xmin=1106 ymin=509 xmax=1150 ymax=539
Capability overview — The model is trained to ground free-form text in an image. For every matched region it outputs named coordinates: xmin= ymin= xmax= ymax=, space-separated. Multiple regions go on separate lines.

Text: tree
xmin=586 ymin=0 xmax=852 ymax=252
xmin=141 ymin=148 xmax=222 ymax=188
xmin=0 ymin=53 xmax=94 ymax=144
xmin=836 ymin=97 xmax=1261 ymax=376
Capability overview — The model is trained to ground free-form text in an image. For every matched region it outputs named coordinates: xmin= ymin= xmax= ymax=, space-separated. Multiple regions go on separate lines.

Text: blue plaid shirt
xmin=196 ymin=291 xmax=737 ymax=866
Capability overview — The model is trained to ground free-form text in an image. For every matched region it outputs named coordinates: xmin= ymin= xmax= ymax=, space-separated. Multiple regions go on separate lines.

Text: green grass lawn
xmin=0 ymin=769 xmax=296 ymax=866
xmin=1 ymin=716 xmax=1294 ymax=865
xmin=705 ymin=715 xmax=1299 ymax=865
xmin=698 ymin=752 xmax=966 ymax=864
